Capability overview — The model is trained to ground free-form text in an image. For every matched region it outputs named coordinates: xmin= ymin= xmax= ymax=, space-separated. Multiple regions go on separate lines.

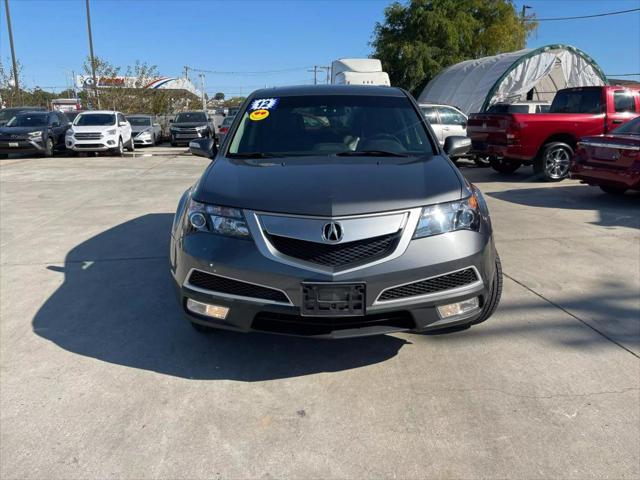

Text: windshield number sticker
xmin=249 ymin=98 xmax=279 ymax=111
xmin=249 ymin=109 xmax=270 ymax=121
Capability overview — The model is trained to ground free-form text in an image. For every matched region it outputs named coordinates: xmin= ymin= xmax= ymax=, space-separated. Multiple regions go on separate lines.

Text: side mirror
xmin=169 ymin=119 xmax=174 ymax=123
xmin=461 ymin=121 xmax=467 ymax=128
xmin=119 ymin=121 xmax=127 ymax=126
xmin=443 ymin=136 xmax=471 ymax=157
xmin=189 ymin=138 xmax=217 ymax=159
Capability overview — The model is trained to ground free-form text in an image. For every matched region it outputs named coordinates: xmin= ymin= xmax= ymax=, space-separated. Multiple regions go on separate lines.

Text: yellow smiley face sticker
xmin=249 ymin=109 xmax=270 ymax=121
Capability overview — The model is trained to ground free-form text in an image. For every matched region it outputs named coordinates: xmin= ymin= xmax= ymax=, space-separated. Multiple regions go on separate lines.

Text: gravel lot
xmin=1 ymin=149 xmax=638 ymax=479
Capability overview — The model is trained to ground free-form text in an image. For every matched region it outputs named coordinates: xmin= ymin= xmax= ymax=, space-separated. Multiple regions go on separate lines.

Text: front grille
xmin=267 ymin=232 xmax=399 ymax=268
xmin=252 ymin=311 xmax=415 ymax=336
xmin=187 ymin=270 xmax=289 ymax=304
xmin=378 ymin=268 xmax=479 ymax=302
xmin=74 ymin=143 xmax=104 ymax=149
xmin=74 ymin=132 xmax=102 ymax=140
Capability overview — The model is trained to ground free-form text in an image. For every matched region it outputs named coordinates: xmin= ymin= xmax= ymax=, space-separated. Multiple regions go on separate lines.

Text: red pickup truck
xmin=467 ymin=86 xmax=640 ymax=181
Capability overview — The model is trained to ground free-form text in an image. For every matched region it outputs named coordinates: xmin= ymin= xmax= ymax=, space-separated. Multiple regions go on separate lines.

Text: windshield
xmin=612 ymin=116 xmax=640 ymax=135
xmin=222 ymin=116 xmax=235 ymax=126
xmin=228 ymin=95 xmax=434 ymax=157
xmin=128 ymin=116 xmax=151 ymax=126
xmin=74 ymin=113 xmax=116 ymax=126
xmin=6 ymin=113 xmax=48 ymax=127
xmin=175 ymin=112 xmax=207 ymax=123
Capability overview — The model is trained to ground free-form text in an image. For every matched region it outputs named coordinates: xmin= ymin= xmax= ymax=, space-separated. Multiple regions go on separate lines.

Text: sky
xmin=1 ymin=0 xmax=639 ymax=98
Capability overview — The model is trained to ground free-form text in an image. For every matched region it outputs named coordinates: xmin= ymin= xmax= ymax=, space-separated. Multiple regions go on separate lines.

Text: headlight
xmin=186 ymin=199 xmax=250 ymax=239
xmin=65 ymin=129 xmax=74 ymax=137
xmin=139 ymin=131 xmax=151 ymax=138
xmin=413 ymin=194 xmax=480 ymax=239
xmin=195 ymin=125 xmax=208 ymax=130
xmin=106 ymin=128 xmax=117 ymax=135
xmin=28 ymin=131 xmax=42 ymax=140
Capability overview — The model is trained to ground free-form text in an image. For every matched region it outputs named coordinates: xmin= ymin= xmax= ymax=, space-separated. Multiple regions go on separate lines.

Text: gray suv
xmin=171 ymin=85 xmax=502 ymax=338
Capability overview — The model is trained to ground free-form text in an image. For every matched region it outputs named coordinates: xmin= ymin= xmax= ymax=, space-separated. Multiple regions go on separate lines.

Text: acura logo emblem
xmin=322 ymin=222 xmax=343 ymax=243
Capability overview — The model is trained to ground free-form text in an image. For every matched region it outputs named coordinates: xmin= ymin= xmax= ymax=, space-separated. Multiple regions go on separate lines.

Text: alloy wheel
xmin=544 ymin=147 xmax=570 ymax=180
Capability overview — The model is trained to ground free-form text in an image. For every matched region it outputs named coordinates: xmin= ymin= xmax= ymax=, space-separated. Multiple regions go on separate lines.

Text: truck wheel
xmin=600 ymin=185 xmax=627 ymax=195
xmin=126 ymin=138 xmax=135 ymax=152
xmin=474 ymin=155 xmax=491 ymax=168
xmin=43 ymin=137 xmax=54 ymax=157
xmin=472 ymin=254 xmax=503 ymax=326
xmin=535 ymin=142 xmax=572 ymax=181
xmin=489 ymin=157 xmax=521 ymax=174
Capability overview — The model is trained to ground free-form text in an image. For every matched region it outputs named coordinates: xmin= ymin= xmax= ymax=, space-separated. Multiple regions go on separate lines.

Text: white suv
xmin=66 ymin=110 xmax=134 ymax=155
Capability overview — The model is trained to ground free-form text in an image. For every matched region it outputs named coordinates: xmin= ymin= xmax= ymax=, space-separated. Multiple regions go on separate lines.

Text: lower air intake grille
xmin=378 ymin=268 xmax=479 ymax=302
xmin=187 ymin=270 xmax=289 ymax=304
xmin=267 ymin=232 xmax=399 ymax=268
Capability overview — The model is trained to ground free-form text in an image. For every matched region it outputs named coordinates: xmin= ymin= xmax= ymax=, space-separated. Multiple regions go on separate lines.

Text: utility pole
xmin=85 ymin=0 xmax=99 ymax=108
xmin=308 ymin=66 xmax=319 ymax=85
xmin=184 ymin=66 xmax=190 ymax=80
xmin=520 ymin=5 xmax=532 ymax=49
xmin=3 ymin=0 xmax=21 ymax=104
xmin=199 ymin=73 xmax=206 ymax=111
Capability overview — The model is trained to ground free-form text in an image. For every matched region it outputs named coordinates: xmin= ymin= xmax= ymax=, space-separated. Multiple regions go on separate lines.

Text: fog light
xmin=437 ymin=297 xmax=479 ymax=318
xmin=186 ymin=298 xmax=229 ymax=319
xmin=189 ymin=212 xmax=207 ymax=229
xmin=107 ymin=140 xmax=115 ymax=145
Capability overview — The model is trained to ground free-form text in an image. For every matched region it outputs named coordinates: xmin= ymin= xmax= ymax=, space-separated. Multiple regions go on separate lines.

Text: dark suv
xmin=169 ymin=111 xmax=213 ymax=146
xmin=0 ymin=110 xmax=70 ymax=158
xmin=0 ymin=106 xmax=46 ymax=126
xmin=172 ymin=85 xmax=502 ymax=338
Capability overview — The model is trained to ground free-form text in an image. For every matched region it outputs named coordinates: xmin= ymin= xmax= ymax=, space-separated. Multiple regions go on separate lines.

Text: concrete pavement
xmin=1 ymin=152 xmax=638 ymax=479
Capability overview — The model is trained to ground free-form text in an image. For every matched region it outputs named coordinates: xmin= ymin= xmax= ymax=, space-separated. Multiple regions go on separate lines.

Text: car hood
xmin=172 ymin=122 xmax=208 ymax=128
xmin=131 ymin=126 xmax=151 ymax=133
xmin=193 ymin=154 xmax=463 ymax=216
xmin=0 ymin=126 xmax=45 ymax=135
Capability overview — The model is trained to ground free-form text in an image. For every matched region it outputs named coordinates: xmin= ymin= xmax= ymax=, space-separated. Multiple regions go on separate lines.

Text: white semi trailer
xmin=331 ymin=58 xmax=391 ymax=86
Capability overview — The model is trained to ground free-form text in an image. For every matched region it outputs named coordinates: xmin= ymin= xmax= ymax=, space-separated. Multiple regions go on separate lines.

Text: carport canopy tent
xmin=418 ymin=45 xmax=608 ymax=115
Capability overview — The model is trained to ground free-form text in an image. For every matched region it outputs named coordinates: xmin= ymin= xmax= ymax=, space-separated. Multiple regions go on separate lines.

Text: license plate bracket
xmin=301 ymin=283 xmax=365 ymax=316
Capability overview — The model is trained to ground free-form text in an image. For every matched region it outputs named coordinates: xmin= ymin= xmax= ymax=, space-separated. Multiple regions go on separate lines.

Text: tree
xmin=214 ymin=92 xmax=225 ymax=101
xmin=372 ymin=0 xmax=538 ymax=96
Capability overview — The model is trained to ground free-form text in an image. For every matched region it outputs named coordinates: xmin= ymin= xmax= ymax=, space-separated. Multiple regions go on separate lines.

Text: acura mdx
xmin=171 ymin=85 xmax=502 ymax=338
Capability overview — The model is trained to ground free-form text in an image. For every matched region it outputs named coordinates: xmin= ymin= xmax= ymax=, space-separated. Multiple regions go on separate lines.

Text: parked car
xmin=570 ymin=115 xmax=640 ymax=195
xmin=216 ymin=115 xmax=235 ymax=145
xmin=486 ymin=102 xmax=550 ymax=114
xmin=0 ymin=106 xmax=46 ymax=126
xmin=169 ymin=111 xmax=213 ymax=146
xmin=172 ymin=85 xmax=502 ymax=338
xmin=420 ymin=104 xmax=468 ymax=147
xmin=66 ymin=110 xmax=134 ymax=156
xmin=467 ymin=86 xmax=640 ymax=181
xmin=127 ymin=114 xmax=162 ymax=146
xmin=0 ymin=110 xmax=70 ymax=158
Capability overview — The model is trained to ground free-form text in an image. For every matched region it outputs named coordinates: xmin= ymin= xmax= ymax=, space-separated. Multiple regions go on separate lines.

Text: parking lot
xmin=0 ymin=149 xmax=638 ymax=478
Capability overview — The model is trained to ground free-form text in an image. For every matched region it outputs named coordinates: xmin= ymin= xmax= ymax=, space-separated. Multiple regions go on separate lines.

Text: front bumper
xmin=171 ymin=228 xmax=496 ymax=338
xmin=67 ymin=136 xmax=118 ymax=151
xmin=133 ymin=135 xmax=154 ymax=145
xmin=0 ymin=139 xmax=45 ymax=154
xmin=171 ymin=130 xmax=207 ymax=144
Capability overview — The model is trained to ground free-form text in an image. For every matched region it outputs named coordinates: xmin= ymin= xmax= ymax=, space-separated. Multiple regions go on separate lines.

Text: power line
xmin=606 ymin=73 xmax=640 ymax=77
xmin=527 ymin=7 xmax=639 ymax=21
xmin=186 ymin=66 xmax=313 ymax=75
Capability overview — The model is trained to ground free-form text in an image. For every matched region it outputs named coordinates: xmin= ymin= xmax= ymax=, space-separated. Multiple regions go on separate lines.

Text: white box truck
xmin=331 ymin=58 xmax=391 ymax=86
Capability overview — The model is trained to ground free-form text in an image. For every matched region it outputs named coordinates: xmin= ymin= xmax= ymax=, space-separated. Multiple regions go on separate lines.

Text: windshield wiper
xmin=334 ymin=150 xmax=409 ymax=157
xmin=227 ymin=152 xmax=284 ymax=159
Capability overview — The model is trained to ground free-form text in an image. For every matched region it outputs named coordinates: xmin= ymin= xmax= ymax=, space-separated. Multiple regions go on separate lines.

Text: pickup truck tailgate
xmin=467 ymin=114 xmax=512 ymax=148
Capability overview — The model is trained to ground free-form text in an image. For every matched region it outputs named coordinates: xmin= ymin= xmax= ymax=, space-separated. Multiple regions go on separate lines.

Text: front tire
xmin=490 ymin=157 xmax=521 ymax=174
xmin=43 ymin=137 xmax=54 ymax=157
xmin=534 ymin=142 xmax=572 ymax=181
xmin=600 ymin=185 xmax=627 ymax=195
xmin=472 ymin=254 xmax=503 ymax=326
xmin=126 ymin=137 xmax=135 ymax=152
xmin=112 ymin=138 xmax=124 ymax=157
xmin=474 ymin=155 xmax=491 ymax=168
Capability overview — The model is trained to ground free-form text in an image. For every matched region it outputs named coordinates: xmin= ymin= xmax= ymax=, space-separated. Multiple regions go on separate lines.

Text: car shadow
xmin=487 ymin=185 xmax=640 ymax=229
xmin=31 ymin=214 xmax=408 ymax=381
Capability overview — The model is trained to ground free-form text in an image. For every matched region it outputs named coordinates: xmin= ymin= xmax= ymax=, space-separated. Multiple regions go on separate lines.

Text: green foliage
xmin=372 ymin=0 xmax=538 ymax=96
xmin=214 ymin=92 xmax=225 ymax=100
